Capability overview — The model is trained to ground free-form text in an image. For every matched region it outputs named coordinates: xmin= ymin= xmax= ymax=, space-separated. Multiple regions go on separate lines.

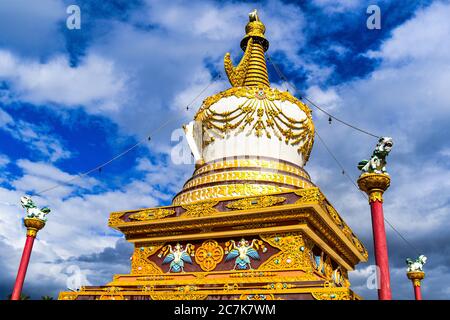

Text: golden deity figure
xmin=59 ymin=10 xmax=368 ymax=301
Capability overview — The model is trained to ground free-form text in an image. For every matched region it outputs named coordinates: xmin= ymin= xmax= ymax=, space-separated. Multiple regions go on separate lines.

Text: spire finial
xmin=224 ymin=10 xmax=270 ymax=88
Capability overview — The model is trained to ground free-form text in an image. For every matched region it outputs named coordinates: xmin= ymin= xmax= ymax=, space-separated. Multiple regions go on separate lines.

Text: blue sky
xmin=1 ymin=0 xmax=449 ymax=299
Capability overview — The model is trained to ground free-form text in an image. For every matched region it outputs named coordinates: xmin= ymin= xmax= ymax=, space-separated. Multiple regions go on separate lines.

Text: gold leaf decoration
xmin=226 ymin=195 xmax=286 ymax=210
xmin=194 ymin=240 xmax=224 ymax=271
xmin=131 ymin=244 xmax=164 ymax=274
xmin=128 ymin=208 xmax=175 ymax=221
xmin=181 ymin=200 xmax=219 ymax=217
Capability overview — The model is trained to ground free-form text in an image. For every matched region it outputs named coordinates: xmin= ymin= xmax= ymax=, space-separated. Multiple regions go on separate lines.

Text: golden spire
xmin=224 ymin=9 xmax=270 ymax=87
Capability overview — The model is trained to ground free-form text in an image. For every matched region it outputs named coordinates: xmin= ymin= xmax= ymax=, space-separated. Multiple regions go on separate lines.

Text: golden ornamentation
xmin=181 ymin=200 xmax=219 ymax=217
xmin=150 ymin=293 xmax=208 ymax=300
xmin=407 ymin=271 xmax=425 ymax=287
xmin=294 ymin=188 xmax=323 ymax=204
xmin=24 ymin=218 xmax=46 ymax=237
xmin=357 ymin=173 xmax=390 ymax=203
xmin=129 ymin=208 xmax=175 ymax=221
xmin=108 ymin=212 xmax=124 ymax=227
xmin=58 ymin=293 xmax=78 ymax=300
xmin=240 ymin=294 xmax=276 ymax=300
xmin=226 ymin=195 xmax=286 ymax=210
xmin=311 ymin=290 xmax=352 ymax=300
xmin=368 ymin=191 xmax=383 ymax=203
xmin=325 ymin=204 xmax=343 ymax=227
xmin=224 ymin=38 xmax=254 ymax=87
xmin=195 ymin=86 xmax=314 ymax=161
xmin=182 ymin=170 xmax=313 ymax=190
xmin=173 ymin=183 xmax=292 ymax=205
xmin=259 ymin=233 xmax=315 ymax=275
xmin=194 ymin=157 xmax=311 ymax=180
xmin=224 ymin=10 xmax=270 ymax=87
xmin=194 ymin=240 xmax=224 ymax=271
xmin=230 ymin=271 xmax=275 ymax=278
xmin=131 ymin=244 xmax=164 ymax=274
xmin=99 ymin=286 xmax=124 ymax=300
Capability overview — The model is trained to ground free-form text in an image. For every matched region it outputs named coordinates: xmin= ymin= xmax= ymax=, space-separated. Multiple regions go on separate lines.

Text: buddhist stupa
xmin=59 ymin=10 xmax=368 ymax=301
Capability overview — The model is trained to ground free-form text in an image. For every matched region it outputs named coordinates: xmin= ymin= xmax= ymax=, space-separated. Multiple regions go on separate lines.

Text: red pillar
xmin=11 ymin=218 xmax=46 ymax=300
xmin=413 ymin=283 xmax=422 ymax=300
xmin=369 ymin=200 xmax=392 ymax=300
xmin=357 ymin=173 xmax=392 ymax=300
xmin=11 ymin=235 xmax=36 ymax=300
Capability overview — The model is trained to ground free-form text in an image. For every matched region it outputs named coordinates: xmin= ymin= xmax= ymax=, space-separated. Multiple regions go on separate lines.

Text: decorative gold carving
xmin=294 ymin=188 xmax=322 ymax=204
xmin=224 ymin=38 xmax=254 ymax=87
xmin=368 ymin=191 xmax=383 ymax=203
xmin=311 ymin=290 xmax=352 ymax=300
xmin=407 ymin=271 xmax=425 ymax=287
xmin=357 ymin=173 xmax=391 ymax=203
xmin=108 ymin=212 xmax=124 ymax=227
xmin=230 ymin=271 xmax=275 ymax=278
xmin=173 ymin=183 xmax=292 ymax=205
xmin=58 ymin=293 xmax=78 ymax=300
xmin=183 ymin=170 xmax=312 ymax=190
xmin=240 ymin=294 xmax=276 ymax=300
xmin=259 ymin=233 xmax=315 ymax=276
xmin=129 ymin=208 xmax=175 ymax=221
xmin=194 ymin=240 xmax=224 ymax=271
xmin=99 ymin=286 xmax=124 ymax=300
xmin=24 ymin=218 xmax=46 ymax=237
xmin=131 ymin=244 xmax=164 ymax=274
xmin=195 ymin=86 xmax=314 ymax=161
xmin=181 ymin=200 xmax=219 ymax=217
xmin=226 ymin=195 xmax=286 ymax=210
xmin=150 ymin=293 xmax=208 ymax=300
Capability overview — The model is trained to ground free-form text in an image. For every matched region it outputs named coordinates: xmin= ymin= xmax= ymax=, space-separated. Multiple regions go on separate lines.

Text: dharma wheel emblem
xmin=195 ymin=240 xmax=224 ymax=271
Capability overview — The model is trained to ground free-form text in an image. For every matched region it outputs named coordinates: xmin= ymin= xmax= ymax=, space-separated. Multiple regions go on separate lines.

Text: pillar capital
xmin=24 ymin=217 xmax=46 ymax=237
xmin=407 ymin=271 xmax=425 ymax=286
xmin=357 ymin=173 xmax=391 ymax=203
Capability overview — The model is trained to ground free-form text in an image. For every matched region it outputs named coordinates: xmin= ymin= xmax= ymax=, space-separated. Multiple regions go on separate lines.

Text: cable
xmin=266 ymin=53 xmax=380 ymax=139
xmin=32 ymin=74 xmax=222 ymax=197
xmin=315 ymin=130 xmax=421 ymax=255
xmin=266 ymin=53 xmax=419 ymax=253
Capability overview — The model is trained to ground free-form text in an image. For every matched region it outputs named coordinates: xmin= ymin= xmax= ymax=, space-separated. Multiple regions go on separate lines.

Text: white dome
xmin=173 ymin=86 xmax=315 ymax=205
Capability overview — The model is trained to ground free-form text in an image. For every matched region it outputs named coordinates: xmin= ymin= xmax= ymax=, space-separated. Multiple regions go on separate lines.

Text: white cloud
xmin=0 ymin=50 xmax=128 ymax=113
xmin=306 ymin=85 xmax=343 ymax=114
xmin=368 ymin=1 xmax=450 ymax=63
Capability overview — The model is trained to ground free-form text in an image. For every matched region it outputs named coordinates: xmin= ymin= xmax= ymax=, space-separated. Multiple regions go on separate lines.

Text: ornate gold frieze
xmin=240 ymin=294 xmax=277 ymax=300
xmin=259 ymin=233 xmax=315 ymax=274
xmin=108 ymin=212 xmax=125 ymax=227
xmin=311 ymin=290 xmax=352 ymax=300
xmin=183 ymin=170 xmax=312 ymax=190
xmin=181 ymin=200 xmax=219 ymax=217
xmin=194 ymin=240 xmax=224 ymax=271
xmin=226 ymin=195 xmax=286 ymax=210
xmin=150 ymin=293 xmax=208 ymax=300
xmin=129 ymin=208 xmax=175 ymax=221
xmin=131 ymin=244 xmax=164 ymax=274
xmin=294 ymin=188 xmax=323 ymax=204
xmin=173 ymin=183 xmax=293 ymax=205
